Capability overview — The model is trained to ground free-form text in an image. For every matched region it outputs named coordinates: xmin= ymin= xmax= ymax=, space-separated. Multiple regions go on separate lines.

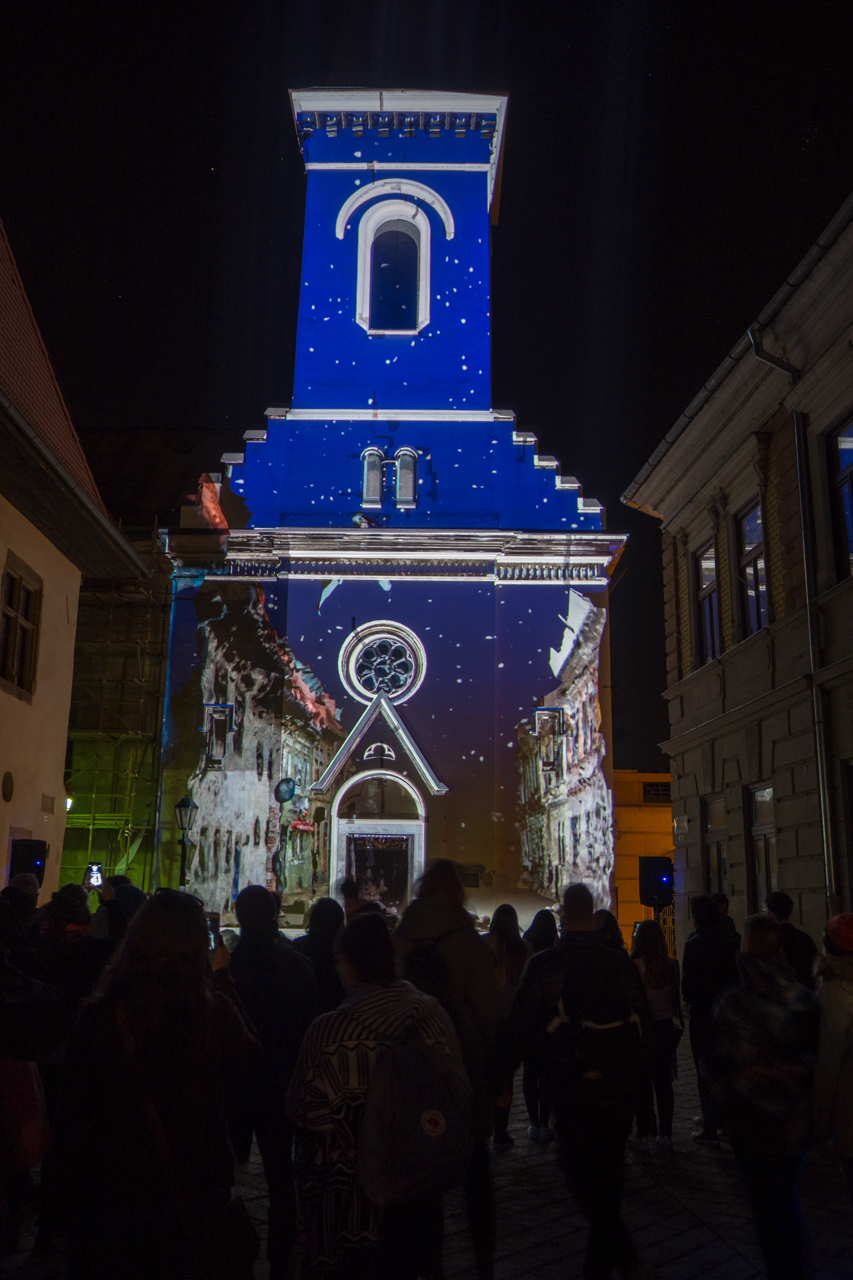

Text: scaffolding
xmin=62 ymin=535 xmax=172 ymax=890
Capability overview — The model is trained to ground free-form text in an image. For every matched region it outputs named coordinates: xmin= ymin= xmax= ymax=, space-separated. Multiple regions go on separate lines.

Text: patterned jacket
xmin=711 ymin=953 xmax=820 ymax=1153
xmin=286 ymin=980 xmax=462 ymax=1275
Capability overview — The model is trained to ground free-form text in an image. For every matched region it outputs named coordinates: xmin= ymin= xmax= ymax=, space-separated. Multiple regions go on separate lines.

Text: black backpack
xmin=545 ymin=954 xmax=642 ymax=1103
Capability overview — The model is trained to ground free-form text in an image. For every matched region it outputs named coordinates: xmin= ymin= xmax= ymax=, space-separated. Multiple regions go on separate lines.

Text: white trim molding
xmin=266 ymin=408 xmax=508 ymax=422
xmin=312 ymin=692 xmax=448 ymax=797
xmin=354 ymin=199 xmax=431 ymax=334
xmin=336 ymin=179 xmax=454 ymax=241
xmin=309 ymin=162 xmax=489 ymax=174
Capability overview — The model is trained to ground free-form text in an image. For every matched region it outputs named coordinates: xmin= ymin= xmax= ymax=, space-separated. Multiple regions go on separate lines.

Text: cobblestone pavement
xmin=4 ymin=1037 xmax=851 ymax=1279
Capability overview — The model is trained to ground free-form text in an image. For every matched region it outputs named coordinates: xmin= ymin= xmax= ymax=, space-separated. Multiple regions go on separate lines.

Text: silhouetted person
xmin=229 ymin=885 xmax=317 ymax=1279
xmin=56 ymin=889 xmax=260 ymax=1280
xmin=394 ymin=858 xmax=501 ymax=1280
xmin=766 ymin=891 xmax=818 ymax=988
xmin=710 ymin=891 xmax=741 ymax=951
xmin=340 ymin=877 xmax=361 ymax=920
xmin=682 ymin=894 xmax=739 ymax=1143
xmin=505 ymin=883 xmax=651 ymax=1280
xmin=485 ymin=904 xmax=531 ymax=1151
xmin=0 ymin=906 xmax=66 ymax=1259
xmin=593 ymin=908 xmax=626 ymax=951
xmin=521 ymin=910 xmax=558 ymax=1142
xmin=711 ymin=915 xmax=819 ymax=1280
xmin=630 ymin=920 xmax=682 ymax=1149
xmin=288 ymin=912 xmax=461 ymax=1279
xmin=293 ymin=897 xmax=346 ymax=1012
xmin=813 ymin=912 xmax=853 ymax=1199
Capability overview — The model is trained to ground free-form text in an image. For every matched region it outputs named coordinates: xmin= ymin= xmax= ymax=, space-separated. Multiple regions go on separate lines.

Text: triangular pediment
xmin=310 ymin=693 xmax=448 ymax=797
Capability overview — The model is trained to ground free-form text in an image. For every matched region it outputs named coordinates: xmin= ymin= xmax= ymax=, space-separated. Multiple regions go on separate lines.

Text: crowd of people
xmin=1 ymin=862 xmax=852 ymax=1280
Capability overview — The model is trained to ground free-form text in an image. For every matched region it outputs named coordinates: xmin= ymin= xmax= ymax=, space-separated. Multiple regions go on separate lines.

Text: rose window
xmin=355 ymin=636 xmax=416 ymax=696
xmin=338 ymin=621 xmax=427 ymax=705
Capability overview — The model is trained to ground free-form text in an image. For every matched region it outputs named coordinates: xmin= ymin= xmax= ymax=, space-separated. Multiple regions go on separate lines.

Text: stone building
xmin=623 ymin=191 xmax=853 ymax=948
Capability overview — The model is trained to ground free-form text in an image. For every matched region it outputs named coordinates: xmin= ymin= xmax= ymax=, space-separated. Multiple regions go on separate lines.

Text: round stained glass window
xmin=338 ymin=621 xmax=426 ymax=705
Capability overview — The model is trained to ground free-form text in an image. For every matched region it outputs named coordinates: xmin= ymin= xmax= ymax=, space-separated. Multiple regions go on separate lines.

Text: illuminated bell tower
xmin=162 ymin=90 xmax=625 ymax=920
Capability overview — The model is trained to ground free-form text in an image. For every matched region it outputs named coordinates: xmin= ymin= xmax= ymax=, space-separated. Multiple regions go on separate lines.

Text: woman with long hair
xmin=57 ymin=890 xmax=260 ymax=1280
xmin=485 ymin=904 xmax=533 ymax=1152
xmin=522 ymin=909 xmax=558 ymax=955
xmin=293 ymin=897 xmax=346 ymax=1013
xmin=520 ymin=909 xmax=558 ymax=1142
xmin=630 ymin=919 xmax=682 ymax=1148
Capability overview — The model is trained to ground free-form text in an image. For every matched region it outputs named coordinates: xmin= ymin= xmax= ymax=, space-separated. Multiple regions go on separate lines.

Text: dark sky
xmin=3 ymin=0 xmax=853 ymax=770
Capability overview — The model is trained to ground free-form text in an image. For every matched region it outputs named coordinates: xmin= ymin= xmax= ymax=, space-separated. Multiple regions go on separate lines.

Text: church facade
xmin=157 ymin=90 xmax=625 ymax=925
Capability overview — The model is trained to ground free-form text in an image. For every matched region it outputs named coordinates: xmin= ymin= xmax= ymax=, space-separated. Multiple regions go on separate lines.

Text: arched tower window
xmin=353 ymin=200 xmax=432 ymax=335
xmin=361 ymin=448 xmax=384 ymax=508
xmin=395 ymin=449 xmax=418 ymax=509
xmin=369 ymin=222 xmax=419 ymax=332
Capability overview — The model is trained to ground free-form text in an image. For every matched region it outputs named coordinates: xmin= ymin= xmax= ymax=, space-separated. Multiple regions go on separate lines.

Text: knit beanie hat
xmin=826 ymin=914 xmax=853 ymax=955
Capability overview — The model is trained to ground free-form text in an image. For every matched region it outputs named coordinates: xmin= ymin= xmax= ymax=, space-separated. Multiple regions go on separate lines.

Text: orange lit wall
xmin=611 ymin=770 xmax=673 ymax=947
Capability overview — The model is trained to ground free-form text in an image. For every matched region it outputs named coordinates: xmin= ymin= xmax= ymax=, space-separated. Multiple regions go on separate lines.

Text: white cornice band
xmin=266 ymin=408 xmax=514 ymax=422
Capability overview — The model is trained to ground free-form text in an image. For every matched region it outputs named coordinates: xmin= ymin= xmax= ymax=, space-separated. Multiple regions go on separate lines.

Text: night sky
xmin=3 ymin=1 xmax=853 ymax=770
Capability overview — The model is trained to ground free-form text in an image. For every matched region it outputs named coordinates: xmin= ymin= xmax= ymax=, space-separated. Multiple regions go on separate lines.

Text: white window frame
xmin=356 ymin=199 xmax=431 ymax=335
xmin=395 ymin=448 xmax=418 ymax=508
xmin=361 ymin=447 xmax=384 ymax=507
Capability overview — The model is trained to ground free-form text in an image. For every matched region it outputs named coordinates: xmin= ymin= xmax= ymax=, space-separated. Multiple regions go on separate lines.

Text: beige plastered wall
xmin=0 ymin=495 xmax=80 ymax=901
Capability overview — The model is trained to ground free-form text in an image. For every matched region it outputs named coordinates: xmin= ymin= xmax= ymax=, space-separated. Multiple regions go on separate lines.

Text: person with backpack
xmin=710 ymin=914 xmax=819 ymax=1280
xmin=630 ymin=920 xmax=683 ymax=1150
xmin=287 ymin=912 xmax=468 ymax=1280
xmin=504 ymin=882 xmax=652 ymax=1280
xmin=393 ymin=858 xmax=502 ymax=1280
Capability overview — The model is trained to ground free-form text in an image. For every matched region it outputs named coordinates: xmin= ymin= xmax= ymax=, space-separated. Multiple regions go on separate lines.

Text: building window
xmin=370 ymin=223 xmax=419 ymax=332
xmin=642 ymin=780 xmax=671 ymax=804
xmin=750 ymin=784 xmax=777 ymax=908
xmin=704 ymin=795 xmax=727 ymax=896
xmin=362 ymin=449 xmax=384 ymax=508
xmin=696 ymin=541 xmax=720 ymax=663
xmin=738 ymin=502 xmax=767 ymax=636
xmin=830 ymin=421 xmax=853 ymax=579
xmin=0 ymin=558 xmax=42 ymax=695
xmin=355 ymin=199 xmax=432 ymax=335
xmin=395 ymin=449 xmax=418 ymax=509
xmin=338 ymin=620 xmax=427 ymax=705
xmin=204 ymin=704 xmax=233 ymax=766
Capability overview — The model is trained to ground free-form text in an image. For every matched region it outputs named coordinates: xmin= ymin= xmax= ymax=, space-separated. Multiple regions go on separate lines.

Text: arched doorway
xmin=330 ymin=770 xmax=425 ymax=918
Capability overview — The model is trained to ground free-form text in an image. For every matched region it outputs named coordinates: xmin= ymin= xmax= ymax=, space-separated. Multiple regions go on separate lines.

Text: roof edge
xmin=622 ymin=187 xmax=853 ymax=511
xmin=0 ymin=386 xmax=147 ymax=578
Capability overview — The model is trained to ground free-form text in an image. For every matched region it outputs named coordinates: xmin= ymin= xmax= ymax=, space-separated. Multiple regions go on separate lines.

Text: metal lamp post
xmin=174 ymin=795 xmax=199 ymax=887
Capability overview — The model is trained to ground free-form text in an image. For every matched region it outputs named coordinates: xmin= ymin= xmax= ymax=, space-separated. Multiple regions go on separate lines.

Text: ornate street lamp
xmin=174 ymin=795 xmax=199 ymax=887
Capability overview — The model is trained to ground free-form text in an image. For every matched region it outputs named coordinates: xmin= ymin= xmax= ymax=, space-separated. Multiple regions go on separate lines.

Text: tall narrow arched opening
xmin=330 ymin=769 xmax=425 ymax=916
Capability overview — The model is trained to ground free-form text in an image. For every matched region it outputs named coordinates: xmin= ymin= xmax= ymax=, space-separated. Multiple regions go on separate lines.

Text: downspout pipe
xmin=793 ymin=412 xmax=840 ymax=913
